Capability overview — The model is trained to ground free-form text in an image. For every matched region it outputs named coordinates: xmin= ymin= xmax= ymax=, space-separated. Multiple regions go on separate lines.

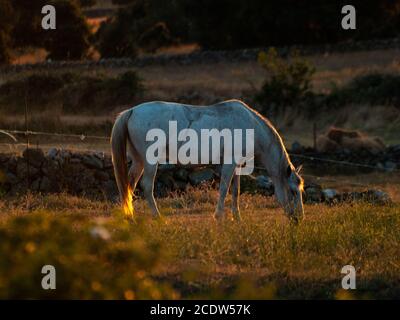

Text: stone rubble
xmin=0 ymin=148 xmax=393 ymax=205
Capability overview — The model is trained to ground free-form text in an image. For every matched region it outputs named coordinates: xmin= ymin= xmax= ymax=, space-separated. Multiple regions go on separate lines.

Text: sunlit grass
xmin=0 ymin=189 xmax=399 ymax=299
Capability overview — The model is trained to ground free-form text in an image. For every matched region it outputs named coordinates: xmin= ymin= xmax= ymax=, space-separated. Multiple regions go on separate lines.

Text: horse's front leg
xmin=140 ymin=163 xmax=161 ymax=218
xmin=215 ymin=164 xmax=236 ymax=220
xmin=231 ymin=173 xmax=241 ymax=221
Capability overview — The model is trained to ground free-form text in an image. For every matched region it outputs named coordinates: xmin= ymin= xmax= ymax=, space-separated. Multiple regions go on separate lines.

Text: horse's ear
xmin=296 ymin=165 xmax=303 ymax=174
xmin=286 ymin=165 xmax=292 ymax=177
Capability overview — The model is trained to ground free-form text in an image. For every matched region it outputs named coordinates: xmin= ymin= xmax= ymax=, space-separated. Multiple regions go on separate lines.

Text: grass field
xmin=1 ymin=184 xmax=399 ymax=299
xmin=1 ymin=42 xmax=400 ymax=299
xmin=2 ymin=47 xmax=400 ymax=153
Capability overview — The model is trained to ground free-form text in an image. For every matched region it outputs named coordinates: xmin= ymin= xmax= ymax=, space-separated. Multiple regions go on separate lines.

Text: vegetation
xmin=0 ymin=208 xmax=176 ymax=299
xmin=0 ymin=190 xmax=398 ymax=299
xmin=255 ymin=48 xmax=400 ymax=117
xmin=95 ymin=0 xmax=400 ymax=56
xmin=255 ymin=48 xmax=316 ymax=115
xmin=0 ymin=0 xmax=91 ymax=64
xmin=0 ymin=71 xmax=143 ymax=114
xmin=325 ymin=73 xmax=400 ymax=108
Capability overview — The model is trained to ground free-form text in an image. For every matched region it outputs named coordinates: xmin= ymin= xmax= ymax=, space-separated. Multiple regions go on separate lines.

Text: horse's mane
xmin=230 ymin=100 xmax=292 ymax=172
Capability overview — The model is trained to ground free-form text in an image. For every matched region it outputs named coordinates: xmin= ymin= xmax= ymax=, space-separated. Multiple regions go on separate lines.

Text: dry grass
xmin=0 ymin=188 xmax=399 ymax=299
xmin=2 ymin=48 xmax=400 ymax=146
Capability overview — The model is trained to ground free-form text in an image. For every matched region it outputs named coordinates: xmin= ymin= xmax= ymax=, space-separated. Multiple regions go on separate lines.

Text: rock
xmin=90 ymin=226 xmax=111 ymax=241
xmin=22 ymin=148 xmax=45 ymax=168
xmin=59 ymin=149 xmax=71 ymax=161
xmin=322 ymin=188 xmax=337 ymax=201
xmin=255 ymin=175 xmax=274 ymax=195
xmin=158 ymin=172 xmax=175 ymax=189
xmin=368 ymin=189 xmax=391 ymax=204
xmin=16 ymin=160 xmax=39 ymax=179
xmin=102 ymin=180 xmax=118 ymax=201
xmin=82 ymin=154 xmax=103 ymax=169
xmin=188 ymin=168 xmax=215 ymax=185
xmin=158 ymin=163 xmax=175 ymax=171
xmin=173 ymin=180 xmax=188 ymax=191
xmin=31 ymin=176 xmax=51 ymax=192
xmin=304 ymin=184 xmax=323 ymax=203
xmin=291 ymin=141 xmax=304 ymax=153
xmin=391 ymin=144 xmax=400 ymax=153
xmin=342 ymin=189 xmax=391 ymax=204
xmin=70 ymin=158 xmax=81 ymax=164
xmin=6 ymin=157 xmax=17 ymax=173
xmin=384 ymin=161 xmax=397 ymax=172
xmin=103 ymin=156 xmax=113 ymax=169
xmin=5 ymin=172 xmax=18 ymax=184
xmin=174 ymin=168 xmax=189 ymax=181
xmin=39 ymin=176 xmax=51 ymax=192
xmin=94 ymin=170 xmax=109 ymax=182
xmin=31 ymin=178 xmax=40 ymax=191
xmin=47 ymin=148 xmax=58 ymax=159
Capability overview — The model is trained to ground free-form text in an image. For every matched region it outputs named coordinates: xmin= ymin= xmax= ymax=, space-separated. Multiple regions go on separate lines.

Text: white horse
xmin=111 ymin=99 xmax=304 ymax=222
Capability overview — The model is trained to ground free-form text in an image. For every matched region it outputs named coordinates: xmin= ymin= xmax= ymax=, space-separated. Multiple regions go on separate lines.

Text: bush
xmin=96 ymin=0 xmax=171 ymax=58
xmin=0 ymin=212 xmax=176 ymax=299
xmin=62 ymin=71 xmax=143 ymax=113
xmin=0 ymin=0 xmax=13 ymax=64
xmin=187 ymin=0 xmax=400 ymax=50
xmin=255 ymin=47 xmax=316 ymax=115
xmin=0 ymin=71 xmax=144 ymax=113
xmin=42 ymin=0 xmax=91 ymax=60
xmin=325 ymin=73 xmax=400 ymax=108
xmin=96 ymin=0 xmax=187 ymax=58
xmin=7 ymin=0 xmax=91 ymax=62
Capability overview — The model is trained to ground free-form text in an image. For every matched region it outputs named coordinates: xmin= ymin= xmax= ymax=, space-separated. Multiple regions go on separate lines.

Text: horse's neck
xmin=256 ymin=119 xmax=288 ymax=179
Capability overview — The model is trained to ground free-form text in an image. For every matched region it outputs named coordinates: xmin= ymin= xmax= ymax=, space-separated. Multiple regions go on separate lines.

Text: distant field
xmin=1 ymin=189 xmax=399 ymax=299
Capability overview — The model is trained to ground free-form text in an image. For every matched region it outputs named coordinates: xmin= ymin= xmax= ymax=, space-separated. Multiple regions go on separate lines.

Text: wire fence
xmin=0 ymin=127 xmax=399 ymax=190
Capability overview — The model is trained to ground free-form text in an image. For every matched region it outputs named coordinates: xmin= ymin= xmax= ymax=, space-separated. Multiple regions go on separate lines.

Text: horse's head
xmin=274 ymin=164 xmax=304 ymax=223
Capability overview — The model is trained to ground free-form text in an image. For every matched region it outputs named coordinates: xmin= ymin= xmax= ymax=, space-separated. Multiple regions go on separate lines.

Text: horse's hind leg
xmin=140 ymin=163 xmax=161 ymax=218
xmin=215 ymin=164 xmax=236 ymax=220
xmin=128 ymin=159 xmax=143 ymax=196
xmin=231 ymin=173 xmax=241 ymax=221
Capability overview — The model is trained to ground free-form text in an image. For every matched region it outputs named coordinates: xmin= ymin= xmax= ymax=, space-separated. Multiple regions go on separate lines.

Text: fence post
xmin=313 ymin=122 xmax=317 ymax=150
xmin=25 ymin=92 xmax=30 ymax=194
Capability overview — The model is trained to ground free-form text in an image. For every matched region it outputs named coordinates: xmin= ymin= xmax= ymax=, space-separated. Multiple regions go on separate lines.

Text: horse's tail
xmin=111 ymin=109 xmax=134 ymax=218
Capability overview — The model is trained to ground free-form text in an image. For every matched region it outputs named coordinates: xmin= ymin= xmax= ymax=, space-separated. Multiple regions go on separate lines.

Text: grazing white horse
xmin=111 ymin=99 xmax=304 ymax=222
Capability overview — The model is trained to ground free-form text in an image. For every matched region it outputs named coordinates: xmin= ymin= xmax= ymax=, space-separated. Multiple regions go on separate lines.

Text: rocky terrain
xmin=0 ymin=146 xmax=396 ymax=205
xmin=2 ymin=38 xmax=400 ymax=74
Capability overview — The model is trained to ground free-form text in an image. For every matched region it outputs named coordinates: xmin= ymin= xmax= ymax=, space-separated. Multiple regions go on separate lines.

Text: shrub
xmin=0 ymin=71 xmax=144 ymax=113
xmin=0 ymin=212 xmax=176 ymax=299
xmin=255 ymin=47 xmax=316 ymax=115
xmin=0 ymin=0 xmax=13 ymax=65
xmin=96 ymin=0 xmax=185 ymax=58
xmin=42 ymin=0 xmax=91 ymax=60
xmin=0 ymin=73 xmax=69 ymax=110
xmin=8 ymin=0 xmax=90 ymax=61
xmin=325 ymin=73 xmax=400 ymax=108
xmin=62 ymin=71 xmax=144 ymax=113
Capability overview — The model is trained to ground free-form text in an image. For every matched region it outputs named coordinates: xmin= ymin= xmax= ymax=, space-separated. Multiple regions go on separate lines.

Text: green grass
xmin=0 ymin=191 xmax=399 ymax=299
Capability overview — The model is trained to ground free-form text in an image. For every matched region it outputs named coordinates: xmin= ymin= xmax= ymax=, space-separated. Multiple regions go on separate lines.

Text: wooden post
xmin=313 ymin=122 xmax=317 ymax=151
xmin=25 ymin=91 xmax=30 ymax=195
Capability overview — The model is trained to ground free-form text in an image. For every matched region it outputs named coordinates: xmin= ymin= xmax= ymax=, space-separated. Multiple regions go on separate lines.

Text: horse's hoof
xmin=153 ymin=214 xmax=165 ymax=223
xmin=125 ymin=216 xmax=136 ymax=224
xmin=233 ymin=215 xmax=242 ymax=222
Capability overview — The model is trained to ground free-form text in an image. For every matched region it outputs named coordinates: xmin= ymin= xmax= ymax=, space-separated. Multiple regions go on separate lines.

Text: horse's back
xmin=130 ymin=99 xmax=255 ymax=123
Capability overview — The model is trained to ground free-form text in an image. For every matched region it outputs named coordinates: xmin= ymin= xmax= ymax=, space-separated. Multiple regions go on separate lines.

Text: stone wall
xmin=2 ymin=38 xmax=400 ymax=75
xmin=0 ymin=147 xmax=394 ymax=205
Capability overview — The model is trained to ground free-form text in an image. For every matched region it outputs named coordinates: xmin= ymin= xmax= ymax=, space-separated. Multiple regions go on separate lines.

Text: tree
xmin=5 ymin=0 xmax=91 ymax=63
xmin=96 ymin=0 xmax=187 ymax=58
xmin=42 ymin=0 xmax=91 ymax=60
xmin=0 ymin=0 xmax=13 ymax=64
